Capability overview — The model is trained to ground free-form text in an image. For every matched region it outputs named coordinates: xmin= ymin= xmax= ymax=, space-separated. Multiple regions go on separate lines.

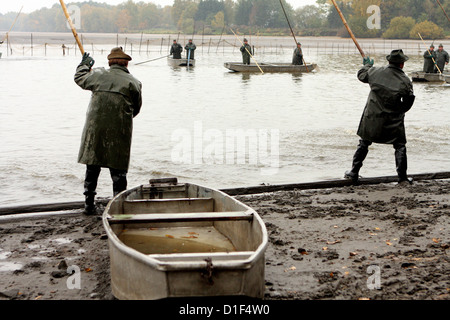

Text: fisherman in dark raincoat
xmin=74 ymin=47 xmax=142 ymax=215
xmin=170 ymin=39 xmax=183 ymax=59
xmin=345 ymin=49 xmax=415 ymax=184
xmin=185 ymin=39 xmax=196 ymax=60
xmin=292 ymin=42 xmax=304 ymax=65
xmin=435 ymin=44 xmax=449 ymax=73
xmin=240 ymin=38 xmax=252 ymax=65
xmin=423 ymin=45 xmax=437 ymax=73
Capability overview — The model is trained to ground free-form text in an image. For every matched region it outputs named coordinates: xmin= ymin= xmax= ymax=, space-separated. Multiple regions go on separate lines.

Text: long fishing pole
xmin=278 ymin=0 xmax=309 ymax=72
xmin=59 ymin=0 xmax=84 ymax=54
xmin=230 ymin=27 xmax=264 ymax=74
xmin=436 ymin=0 xmax=450 ymax=24
xmin=418 ymin=32 xmax=442 ymax=74
xmin=1 ymin=6 xmax=23 ymax=44
xmin=135 ymin=54 xmax=170 ymax=65
xmin=330 ymin=0 xmax=365 ymax=58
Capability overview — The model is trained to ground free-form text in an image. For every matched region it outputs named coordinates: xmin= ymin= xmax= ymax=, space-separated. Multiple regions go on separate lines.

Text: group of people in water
xmin=169 ymin=39 xmax=197 ymax=60
xmin=423 ymin=43 xmax=449 ymax=73
xmin=173 ymin=37 xmax=448 ymax=73
xmin=169 ymin=37 xmax=306 ymax=66
xmin=239 ymin=38 xmax=304 ymax=66
xmin=75 ymin=37 xmax=447 ymax=215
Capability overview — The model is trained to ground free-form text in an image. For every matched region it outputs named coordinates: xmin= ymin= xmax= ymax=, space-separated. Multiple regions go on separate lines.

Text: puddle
xmin=0 ymin=250 xmax=11 ymax=260
xmin=0 ymin=249 xmax=23 ymax=272
xmin=53 ymin=238 xmax=72 ymax=244
xmin=0 ymin=261 xmax=23 ymax=272
xmin=118 ymin=226 xmax=236 ymax=254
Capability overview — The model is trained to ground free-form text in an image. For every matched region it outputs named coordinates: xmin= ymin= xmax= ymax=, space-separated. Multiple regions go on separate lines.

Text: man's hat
xmin=386 ymin=49 xmax=409 ymax=63
xmin=107 ymin=47 xmax=132 ymax=61
xmin=439 ymin=43 xmax=444 ymax=47
xmin=243 ymin=38 xmax=248 ymax=42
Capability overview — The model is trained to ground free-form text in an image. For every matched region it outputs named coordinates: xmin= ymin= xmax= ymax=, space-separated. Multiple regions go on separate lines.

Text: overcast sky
xmin=1 ymin=0 xmax=318 ymax=14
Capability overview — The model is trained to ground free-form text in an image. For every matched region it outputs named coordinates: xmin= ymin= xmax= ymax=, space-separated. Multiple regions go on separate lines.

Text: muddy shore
xmin=0 ymin=179 xmax=448 ymax=301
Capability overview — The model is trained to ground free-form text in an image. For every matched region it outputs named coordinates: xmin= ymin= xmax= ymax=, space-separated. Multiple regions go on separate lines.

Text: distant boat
xmin=410 ymin=71 xmax=447 ymax=83
xmin=167 ymin=57 xmax=195 ymax=67
xmin=224 ymin=62 xmax=316 ymax=73
xmin=103 ymin=177 xmax=268 ymax=300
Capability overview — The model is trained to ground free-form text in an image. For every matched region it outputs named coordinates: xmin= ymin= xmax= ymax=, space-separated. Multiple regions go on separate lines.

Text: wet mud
xmin=0 ymin=180 xmax=449 ymax=300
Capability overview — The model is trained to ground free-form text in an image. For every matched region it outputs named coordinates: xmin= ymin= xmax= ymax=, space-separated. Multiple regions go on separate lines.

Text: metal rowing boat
xmin=102 ymin=178 xmax=268 ymax=300
xmin=224 ymin=62 xmax=316 ymax=73
xmin=168 ymin=57 xmax=195 ymax=67
xmin=410 ymin=71 xmax=447 ymax=83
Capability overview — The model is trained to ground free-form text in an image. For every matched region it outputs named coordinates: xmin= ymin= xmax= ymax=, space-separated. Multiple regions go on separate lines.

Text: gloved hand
xmin=363 ymin=56 xmax=374 ymax=66
xmin=79 ymin=52 xmax=95 ymax=68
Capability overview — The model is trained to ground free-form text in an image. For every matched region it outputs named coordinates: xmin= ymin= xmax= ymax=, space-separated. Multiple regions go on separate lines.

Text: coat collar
xmin=387 ymin=64 xmax=405 ymax=73
xmin=110 ymin=64 xmax=130 ymax=73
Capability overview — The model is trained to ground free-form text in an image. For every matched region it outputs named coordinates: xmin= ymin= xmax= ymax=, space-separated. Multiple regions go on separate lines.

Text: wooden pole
xmin=216 ymin=25 xmax=225 ymax=53
xmin=135 ymin=54 xmax=170 ymax=66
xmin=59 ymin=0 xmax=84 ymax=54
xmin=436 ymin=0 xmax=450 ymax=24
xmin=330 ymin=0 xmax=365 ymax=58
xmin=278 ymin=0 xmax=309 ymax=71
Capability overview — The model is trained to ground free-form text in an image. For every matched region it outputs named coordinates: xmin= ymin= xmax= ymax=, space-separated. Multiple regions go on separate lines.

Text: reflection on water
xmin=0 ymin=47 xmax=449 ymax=205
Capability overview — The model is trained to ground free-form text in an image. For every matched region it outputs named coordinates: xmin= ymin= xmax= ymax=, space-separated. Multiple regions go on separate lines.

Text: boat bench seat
xmin=108 ymin=211 xmax=253 ymax=224
xmin=122 ymin=198 xmax=215 ymax=214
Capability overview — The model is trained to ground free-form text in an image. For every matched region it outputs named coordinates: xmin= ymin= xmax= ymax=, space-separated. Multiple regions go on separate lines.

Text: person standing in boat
xmin=170 ymin=39 xmax=183 ymax=59
xmin=74 ymin=47 xmax=142 ymax=215
xmin=185 ymin=39 xmax=196 ymax=60
xmin=240 ymin=38 xmax=252 ymax=65
xmin=423 ymin=44 xmax=437 ymax=73
xmin=344 ymin=49 xmax=415 ymax=185
xmin=435 ymin=44 xmax=449 ymax=73
xmin=292 ymin=42 xmax=304 ymax=65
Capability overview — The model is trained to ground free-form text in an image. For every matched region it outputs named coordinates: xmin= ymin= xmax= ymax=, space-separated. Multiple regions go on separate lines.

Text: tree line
xmin=0 ymin=0 xmax=448 ymax=39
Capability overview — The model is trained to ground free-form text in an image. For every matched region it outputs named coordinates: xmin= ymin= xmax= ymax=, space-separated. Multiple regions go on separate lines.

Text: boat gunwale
xmin=167 ymin=57 xmax=195 ymax=67
xmin=224 ymin=61 xmax=316 ymax=73
xmin=102 ymin=182 xmax=268 ymax=272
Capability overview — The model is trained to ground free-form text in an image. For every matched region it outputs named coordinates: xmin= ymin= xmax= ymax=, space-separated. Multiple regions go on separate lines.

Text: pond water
xmin=1 ymin=42 xmax=449 ymax=206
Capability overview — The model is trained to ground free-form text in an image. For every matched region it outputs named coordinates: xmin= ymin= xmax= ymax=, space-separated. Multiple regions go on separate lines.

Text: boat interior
xmin=105 ymin=179 xmax=264 ymax=257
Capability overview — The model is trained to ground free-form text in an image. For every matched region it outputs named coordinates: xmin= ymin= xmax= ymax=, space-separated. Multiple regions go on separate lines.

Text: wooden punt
xmin=224 ymin=62 xmax=316 ymax=73
xmin=410 ymin=71 xmax=446 ymax=82
xmin=167 ymin=57 xmax=195 ymax=67
xmin=102 ymin=178 xmax=268 ymax=300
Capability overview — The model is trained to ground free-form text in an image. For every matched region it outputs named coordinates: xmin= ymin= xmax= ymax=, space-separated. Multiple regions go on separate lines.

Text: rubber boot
xmin=344 ymin=139 xmax=371 ymax=183
xmin=110 ymin=168 xmax=127 ymax=197
xmin=395 ymin=144 xmax=413 ymax=185
xmin=83 ymin=165 xmax=101 ymax=215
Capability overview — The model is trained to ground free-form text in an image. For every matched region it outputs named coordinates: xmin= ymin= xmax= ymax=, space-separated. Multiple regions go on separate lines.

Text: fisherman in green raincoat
xmin=292 ymin=42 xmax=304 ymax=65
xmin=170 ymin=39 xmax=183 ymax=59
xmin=185 ymin=39 xmax=196 ymax=60
xmin=435 ymin=44 xmax=449 ymax=73
xmin=74 ymin=47 xmax=142 ymax=215
xmin=423 ymin=45 xmax=437 ymax=73
xmin=345 ymin=49 xmax=415 ymax=185
xmin=240 ymin=38 xmax=252 ymax=65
